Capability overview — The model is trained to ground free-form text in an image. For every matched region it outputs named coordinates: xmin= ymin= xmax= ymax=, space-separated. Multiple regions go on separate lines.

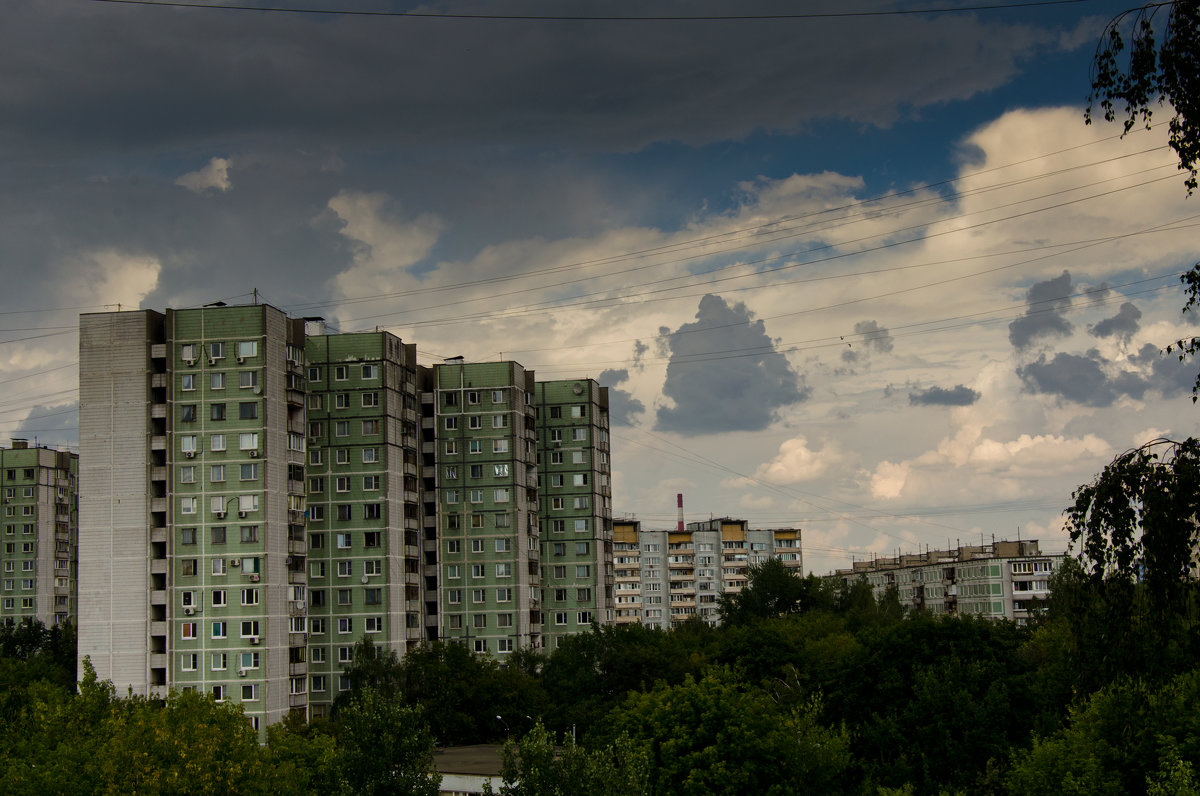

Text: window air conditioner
xmin=184 ymin=451 xmax=195 ymax=458
xmin=238 ymin=511 xmax=247 ymax=519
xmin=237 ymin=356 xmax=245 ymax=364
xmin=208 ymin=357 xmax=217 ymax=365
xmin=183 ymin=606 xmax=195 ymax=616
xmin=230 ymin=558 xmax=240 ymax=567
xmin=249 ymin=636 xmax=259 ymax=645
xmin=238 ymin=668 xmax=247 ymax=677
xmin=249 ymin=450 xmax=259 ymax=458
xmin=250 ymin=574 xmax=260 ymax=582
xmin=214 ymin=511 xmax=225 ymax=519
xmin=184 ymin=358 xmax=196 ymax=366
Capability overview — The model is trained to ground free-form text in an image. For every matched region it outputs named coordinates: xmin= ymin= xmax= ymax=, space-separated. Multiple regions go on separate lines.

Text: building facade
xmin=303 ymin=329 xmax=428 ymax=712
xmin=535 ymin=379 xmax=613 ymax=649
xmin=79 ymin=305 xmax=309 ymax=733
xmin=829 ymin=539 xmax=1063 ymax=624
xmin=612 ymin=517 xmax=802 ymax=628
xmin=433 ymin=361 xmax=541 ymax=656
xmin=1 ymin=440 xmax=78 ymax=627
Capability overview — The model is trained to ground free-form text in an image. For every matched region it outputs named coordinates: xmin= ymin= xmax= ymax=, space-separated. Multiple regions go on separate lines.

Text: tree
xmin=717 ymin=558 xmax=818 ymax=624
xmin=1062 ymin=438 xmax=1200 ymax=682
xmin=337 ymin=686 xmax=440 ymax=796
xmin=1087 ymin=1 xmax=1199 ymax=194
xmin=485 ymin=721 xmax=650 ymax=796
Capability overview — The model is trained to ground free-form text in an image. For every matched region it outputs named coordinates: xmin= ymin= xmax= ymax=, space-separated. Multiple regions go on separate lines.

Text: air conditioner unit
xmin=184 ymin=358 xmax=196 ymax=366
xmin=238 ymin=668 xmax=247 ymax=677
xmin=250 ymin=574 xmax=260 ymax=582
xmin=238 ymin=511 xmax=247 ymax=519
xmin=183 ymin=606 xmax=195 ymax=616
xmin=215 ymin=511 xmax=225 ymax=519
xmin=248 ymin=450 xmax=259 ymax=458
xmin=249 ymin=636 xmax=259 ymax=645
xmin=184 ymin=451 xmax=195 ymax=459
xmin=237 ymin=356 xmax=245 ymax=364
xmin=208 ymin=357 xmax=217 ymax=365
xmin=230 ymin=558 xmax=241 ymax=567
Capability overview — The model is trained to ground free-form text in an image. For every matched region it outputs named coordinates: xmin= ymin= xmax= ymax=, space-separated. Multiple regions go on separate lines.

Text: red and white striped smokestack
xmin=677 ymin=493 xmax=684 ymax=532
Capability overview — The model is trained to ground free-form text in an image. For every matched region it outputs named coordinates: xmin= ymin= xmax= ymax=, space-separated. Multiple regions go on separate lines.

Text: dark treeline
xmin=3 ymin=549 xmax=1199 ymax=795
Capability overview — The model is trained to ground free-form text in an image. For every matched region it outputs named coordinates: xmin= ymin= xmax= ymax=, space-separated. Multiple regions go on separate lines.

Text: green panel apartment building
xmin=535 ymin=379 xmax=613 ymax=648
xmin=1 ymin=441 xmax=78 ymax=626
xmin=78 ymin=303 xmax=617 ymax=733
xmin=303 ymin=328 xmax=427 ymax=713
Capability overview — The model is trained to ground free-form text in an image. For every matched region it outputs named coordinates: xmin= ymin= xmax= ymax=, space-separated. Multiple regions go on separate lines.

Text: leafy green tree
xmin=717 ymin=559 xmax=835 ymax=624
xmin=338 ymin=686 xmax=440 ymax=796
xmin=1087 ymin=0 xmax=1199 ymax=193
xmin=1062 ymin=438 xmax=1200 ymax=682
xmin=601 ymin=667 xmax=851 ymax=796
xmin=262 ymin=712 xmax=341 ymax=795
xmin=485 ymin=721 xmax=650 ymax=796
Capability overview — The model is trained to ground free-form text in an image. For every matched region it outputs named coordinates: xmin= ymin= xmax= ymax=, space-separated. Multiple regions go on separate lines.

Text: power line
xmin=91 ymin=0 xmax=1090 ymax=22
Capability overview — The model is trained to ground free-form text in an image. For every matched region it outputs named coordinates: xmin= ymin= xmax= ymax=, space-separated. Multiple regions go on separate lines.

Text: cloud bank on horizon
xmin=1 ymin=0 xmax=1195 ymax=572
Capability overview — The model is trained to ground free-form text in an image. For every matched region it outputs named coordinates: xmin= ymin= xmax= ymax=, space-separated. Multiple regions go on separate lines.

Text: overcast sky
xmin=3 ymin=0 xmax=1197 ymax=573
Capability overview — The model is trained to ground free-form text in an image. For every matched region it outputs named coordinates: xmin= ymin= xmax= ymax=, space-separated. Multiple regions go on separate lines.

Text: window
xmin=239 ymin=371 xmax=257 ymax=389
xmin=447 ymin=588 xmax=462 ymax=604
xmin=576 ymin=541 xmax=590 ymax=555
xmin=574 ymin=496 xmax=589 ymax=509
xmin=575 ymin=519 xmax=589 ymax=532
xmin=362 ymin=447 xmax=379 ymax=463
xmin=550 ymin=451 xmax=563 ymax=465
xmin=334 ymin=421 xmax=350 ymax=438
xmin=364 ymin=560 xmax=382 ymax=576
xmin=337 ymin=448 xmax=350 ymax=464
xmin=239 ymin=620 xmax=259 ymax=639
xmin=446 ymin=540 xmax=461 ymax=554
xmin=469 ymin=489 xmax=483 ymax=504
xmin=182 ymin=622 xmax=198 ymax=640
xmin=362 ymin=419 xmax=380 ymax=435
xmin=552 ymin=497 xmax=564 ymax=510
xmin=554 ymin=612 xmax=567 ymax=626
xmin=240 ymin=525 xmax=258 ymax=543
xmin=493 ymin=463 xmax=509 ymax=477
xmin=471 ymin=539 xmax=485 ymax=553
xmin=550 ymin=474 xmax=564 ymax=487
xmin=338 ymin=646 xmax=354 ymax=663
xmin=311 ymin=675 xmax=326 ymax=693
xmin=180 ymin=497 xmax=197 ymax=515
xmin=362 ymin=364 xmax=379 ymax=379
xmin=238 ymin=433 xmax=258 ymax=451
xmin=336 ymin=476 xmax=350 ymax=493
xmin=492 ymin=415 xmax=508 ymax=429
xmin=331 ymin=365 xmax=347 ymax=381
xmin=468 ymin=415 xmax=482 ymax=430
xmin=576 ymin=565 xmax=591 ymax=577
xmin=497 ymin=613 xmax=513 ymax=628
xmin=494 ymin=488 xmax=511 ymax=503
xmin=496 ymin=563 xmax=513 ymax=578
xmin=310 ymin=449 xmax=323 ymax=465
xmin=363 ymin=475 xmax=380 ymax=491
xmin=471 ymin=564 xmax=485 ymax=578
xmin=577 ymin=588 xmax=592 ymax=602
xmin=573 ymin=473 xmax=589 ymax=486
xmin=309 ymin=476 xmax=325 ymax=493
xmin=578 ymin=611 xmax=593 ymax=625
xmin=236 ymin=341 xmax=257 ymax=359
xmin=553 ymin=542 xmax=566 ymax=557
xmin=211 ymin=621 xmax=227 ymax=639
xmin=364 ymin=531 xmax=380 ymax=548
xmin=210 ymin=372 xmax=225 ymax=390
xmin=180 ymin=527 xmax=196 ymax=546
xmin=241 ymin=587 xmax=259 ymax=606
xmin=181 ymin=653 xmax=197 ymax=671
xmin=211 ymin=589 xmax=227 ymax=607
xmin=495 ymin=538 xmax=511 ymax=553
xmin=492 ymin=390 xmax=504 ymax=403
xmin=310 ymin=617 xmax=326 ymax=633
xmin=493 ymin=439 xmax=509 ymax=453
xmin=212 ymin=558 xmax=227 ymax=576
xmin=445 ymin=441 xmax=458 ymax=455
xmin=365 ymin=616 xmax=383 ymax=633
xmin=239 ymin=402 xmax=258 ymax=420
xmin=336 ymin=533 xmax=352 ymax=549
xmin=240 ymin=463 xmax=258 ymax=481
xmin=364 ymin=588 xmax=382 ymax=606
xmin=179 ymin=466 xmax=196 ymax=484
xmin=338 ymin=618 xmax=353 ymax=634
xmin=494 ymin=513 xmax=511 ymax=528
xmin=496 ymin=587 xmax=512 ymax=602
xmin=474 ymin=639 xmax=488 ymax=654
xmin=364 ymin=503 xmax=381 ymax=520
xmin=238 ymin=495 xmax=259 ymax=514
xmin=444 ymin=489 xmax=459 ymax=505
xmin=467 ymin=390 xmax=480 ymax=404
xmin=471 ymin=514 xmax=485 ymax=529
xmin=362 ymin=391 xmax=378 ymax=408
xmin=468 ymin=440 xmax=483 ymax=454
xmin=180 ymin=435 xmax=198 ymax=454
xmin=334 ymin=393 xmax=350 ymax=410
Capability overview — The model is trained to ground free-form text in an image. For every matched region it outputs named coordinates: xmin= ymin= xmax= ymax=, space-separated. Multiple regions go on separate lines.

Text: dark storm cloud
xmin=1 ymin=1 xmax=1074 ymax=157
xmin=656 ymin=294 xmax=808 ymax=434
xmin=1008 ymin=271 xmax=1075 ymax=350
xmin=598 ymin=368 xmax=646 ymax=427
xmin=1132 ymin=343 xmax=1198 ymax=397
xmin=909 ymin=385 xmax=980 ymax=406
xmin=1089 ymin=301 xmax=1142 ymax=340
xmin=1017 ymin=351 xmax=1149 ymax=407
xmin=12 ymin=402 xmax=79 ymax=449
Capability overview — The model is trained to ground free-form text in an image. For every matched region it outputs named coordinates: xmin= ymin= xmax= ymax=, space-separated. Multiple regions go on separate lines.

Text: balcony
xmin=289 ymin=692 xmax=307 ymax=709
xmin=150 ymin=589 xmax=167 ymax=605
